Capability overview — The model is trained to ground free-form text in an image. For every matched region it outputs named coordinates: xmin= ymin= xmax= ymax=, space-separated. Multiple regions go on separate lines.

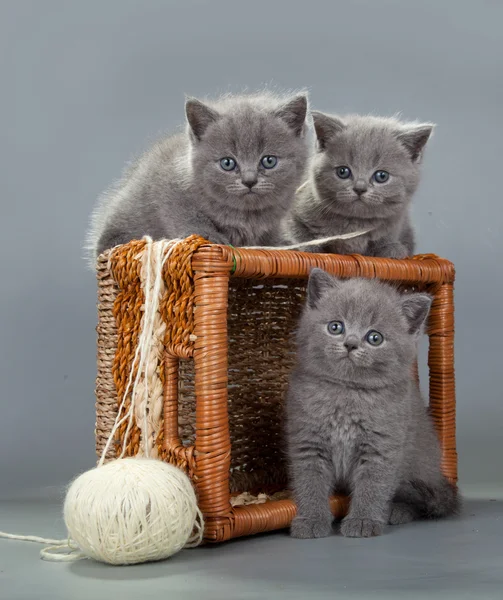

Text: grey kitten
xmin=286 ymin=270 xmax=459 ymax=539
xmin=283 ymin=113 xmax=434 ymax=258
xmin=86 ymin=92 xmax=309 ymax=264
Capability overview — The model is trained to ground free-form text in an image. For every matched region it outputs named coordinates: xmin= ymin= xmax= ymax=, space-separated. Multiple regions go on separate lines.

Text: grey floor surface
xmin=1 ymin=490 xmax=502 ymax=600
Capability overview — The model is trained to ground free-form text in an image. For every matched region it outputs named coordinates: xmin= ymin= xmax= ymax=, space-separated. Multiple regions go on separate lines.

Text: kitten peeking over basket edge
xmin=86 ymin=91 xmax=310 ymax=265
xmin=283 ymin=113 xmax=434 ymax=258
xmin=285 ymin=269 xmax=460 ymax=539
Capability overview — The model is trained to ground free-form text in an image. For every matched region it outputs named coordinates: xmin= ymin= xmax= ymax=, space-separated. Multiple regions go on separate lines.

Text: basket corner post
xmin=428 ymin=281 xmax=458 ymax=484
xmin=192 ymin=249 xmax=234 ymax=533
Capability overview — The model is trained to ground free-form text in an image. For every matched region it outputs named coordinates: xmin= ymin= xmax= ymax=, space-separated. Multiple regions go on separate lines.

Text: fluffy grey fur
xmin=286 ymin=270 xmax=459 ymax=539
xmin=283 ymin=114 xmax=434 ymax=258
xmin=86 ymin=92 xmax=309 ymax=265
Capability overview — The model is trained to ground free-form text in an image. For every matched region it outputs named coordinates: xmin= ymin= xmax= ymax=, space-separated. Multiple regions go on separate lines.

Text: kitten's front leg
xmin=289 ymin=447 xmax=334 ymax=539
xmin=340 ymin=448 xmax=401 ymax=538
xmin=179 ymin=224 xmax=231 ymax=246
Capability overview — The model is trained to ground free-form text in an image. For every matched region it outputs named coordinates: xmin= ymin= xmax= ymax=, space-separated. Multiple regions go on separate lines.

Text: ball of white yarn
xmin=63 ymin=458 xmax=202 ymax=565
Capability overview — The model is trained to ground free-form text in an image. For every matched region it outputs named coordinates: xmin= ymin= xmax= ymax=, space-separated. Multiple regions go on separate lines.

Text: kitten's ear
xmin=396 ymin=124 xmax=435 ymax=162
xmin=401 ymin=293 xmax=433 ymax=335
xmin=312 ymin=112 xmax=345 ymax=150
xmin=275 ymin=94 xmax=308 ymax=136
xmin=306 ymin=268 xmax=339 ymax=308
xmin=185 ymin=98 xmax=220 ymax=141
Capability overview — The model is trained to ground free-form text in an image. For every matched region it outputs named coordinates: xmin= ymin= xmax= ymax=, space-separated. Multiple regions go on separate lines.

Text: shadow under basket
xmin=94 ymin=236 xmax=457 ymax=544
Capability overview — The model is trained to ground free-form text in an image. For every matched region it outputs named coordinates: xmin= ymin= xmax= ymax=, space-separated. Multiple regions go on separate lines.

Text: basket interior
xmin=177 ymin=277 xmax=306 ymax=493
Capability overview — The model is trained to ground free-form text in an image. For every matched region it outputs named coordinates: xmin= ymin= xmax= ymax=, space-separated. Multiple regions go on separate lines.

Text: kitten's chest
xmin=218 ymin=209 xmax=281 ymax=247
xmin=329 ymin=406 xmax=365 ymax=481
xmin=307 ymin=217 xmax=372 ymax=254
xmin=309 ymin=213 xmax=401 ymax=254
xmin=326 ymin=235 xmax=370 ymax=255
xmin=324 ymin=221 xmax=394 ymax=254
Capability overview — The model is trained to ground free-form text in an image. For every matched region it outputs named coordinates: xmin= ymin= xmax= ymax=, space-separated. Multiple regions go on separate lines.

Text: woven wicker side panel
xmin=95 ymin=252 xmax=119 ymax=462
xmin=175 ymin=278 xmax=306 ymax=493
xmin=178 ymin=359 xmax=196 ymax=444
xmin=226 ymin=278 xmax=306 ymax=492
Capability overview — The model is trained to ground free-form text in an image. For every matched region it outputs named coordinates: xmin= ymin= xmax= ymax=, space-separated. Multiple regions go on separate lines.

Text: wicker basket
xmin=95 ymin=236 xmax=457 ymax=543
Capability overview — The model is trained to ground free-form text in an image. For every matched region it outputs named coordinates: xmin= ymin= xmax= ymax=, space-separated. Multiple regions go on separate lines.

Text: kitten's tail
xmin=397 ymin=478 xmax=461 ymax=519
xmin=429 ymin=482 xmax=461 ymax=519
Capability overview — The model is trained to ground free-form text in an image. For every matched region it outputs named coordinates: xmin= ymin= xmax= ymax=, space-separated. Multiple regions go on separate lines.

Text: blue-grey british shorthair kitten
xmin=283 ymin=113 xmax=434 ymax=258
xmin=86 ymin=92 xmax=309 ymax=264
xmin=286 ymin=270 xmax=459 ymax=539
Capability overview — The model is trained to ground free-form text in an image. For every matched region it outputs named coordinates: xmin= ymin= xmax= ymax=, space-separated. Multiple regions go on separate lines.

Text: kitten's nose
xmin=242 ymin=172 xmax=258 ymax=189
xmin=353 ymin=179 xmax=368 ymax=194
xmin=344 ymin=336 xmax=359 ymax=353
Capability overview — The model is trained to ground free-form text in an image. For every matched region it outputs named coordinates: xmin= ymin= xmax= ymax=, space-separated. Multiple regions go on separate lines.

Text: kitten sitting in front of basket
xmin=286 ymin=270 xmax=459 ymax=539
xmin=283 ymin=113 xmax=434 ymax=258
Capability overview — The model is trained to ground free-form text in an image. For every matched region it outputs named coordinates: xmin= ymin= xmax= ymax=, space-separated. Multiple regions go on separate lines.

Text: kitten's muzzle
xmin=353 ymin=179 xmax=368 ymax=194
xmin=343 ymin=335 xmax=359 ymax=353
xmin=241 ymin=171 xmax=258 ymax=189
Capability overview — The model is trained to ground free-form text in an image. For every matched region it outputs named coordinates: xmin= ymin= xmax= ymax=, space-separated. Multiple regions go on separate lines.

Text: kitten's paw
xmin=199 ymin=233 xmax=230 ymax=245
xmin=340 ymin=517 xmax=384 ymax=538
xmin=389 ymin=503 xmax=417 ymax=525
xmin=373 ymin=243 xmax=409 ymax=260
xmin=290 ymin=516 xmax=333 ymax=539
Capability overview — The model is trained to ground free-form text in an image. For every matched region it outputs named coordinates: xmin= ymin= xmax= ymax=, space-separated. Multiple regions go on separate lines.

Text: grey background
xmin=0 ymin=0 xmax=501 ymax=498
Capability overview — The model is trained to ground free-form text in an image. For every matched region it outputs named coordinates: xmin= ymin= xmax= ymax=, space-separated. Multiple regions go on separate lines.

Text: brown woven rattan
xmin=95 ymin=237 xmax=457 ymax=543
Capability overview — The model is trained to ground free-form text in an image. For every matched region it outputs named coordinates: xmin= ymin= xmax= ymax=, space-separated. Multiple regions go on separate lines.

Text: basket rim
xmin=191 ymin=243 xmax=455 ymax=284
xmin=98 ymin=239 xmax=455 ymax=285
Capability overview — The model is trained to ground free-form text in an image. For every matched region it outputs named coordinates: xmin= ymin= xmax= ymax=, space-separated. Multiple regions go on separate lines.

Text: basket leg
xmin=428 ymin=283 xmax=457 ymax=484
xmin=192 ymin=264 xmax=233 ymax=528
xmin=161 ymin=353 xmax=197 ymax=478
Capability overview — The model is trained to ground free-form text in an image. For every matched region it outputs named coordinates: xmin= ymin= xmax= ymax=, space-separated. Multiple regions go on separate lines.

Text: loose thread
xmin=0 ymin=531 xmax=67 ymax=545
xmin=241 ymin=229 xmax=373 ymax=251
xmin=0 ymin=532 xmax=85 ymax=563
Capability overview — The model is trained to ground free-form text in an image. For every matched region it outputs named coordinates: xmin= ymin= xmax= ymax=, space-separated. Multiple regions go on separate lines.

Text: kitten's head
xmin=297 ymin=269 xmax=432 ymax=388
xmin=184 ymin=92 xmax=309 ymax=212
xmin=310 ymin=113 xmax=434 ymax=220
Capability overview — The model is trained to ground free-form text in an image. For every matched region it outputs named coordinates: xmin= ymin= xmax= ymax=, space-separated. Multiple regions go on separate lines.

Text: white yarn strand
xmin=242 ymin=229 xmax=373 ymax=251
xmin=135 ymin=239 xmax=180 ymax=458
xmin=0 ymin=531 xmax=85 ymax=562
xmin=98 ymin=237 xmax=182 ymax=465
xmin=1 ymin=237 xmax=204 ymax=565
xmin=0 ymin=532 xmax=66 ymax=545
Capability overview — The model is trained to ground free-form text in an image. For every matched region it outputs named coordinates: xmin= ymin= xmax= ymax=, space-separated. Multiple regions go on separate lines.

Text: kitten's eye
xmin=327 ymin=321 xmax=345 ymax=335
xmin=336 ymin=166 xmax=351 ymax=179
xmin=220 ymin=157 xmax=237 ymax=171
xmin=373 ymin=170 xmax=389 ymax=183
xmin=366 ymin=330 xmax=384 ymax=346
xmin=261 ymin=155 xmax=278 ymax=169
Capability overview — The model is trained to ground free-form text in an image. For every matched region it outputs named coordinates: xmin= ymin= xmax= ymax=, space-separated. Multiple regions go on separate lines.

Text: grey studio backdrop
xmin=0 ymin=0 xmax=501 ymax=499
